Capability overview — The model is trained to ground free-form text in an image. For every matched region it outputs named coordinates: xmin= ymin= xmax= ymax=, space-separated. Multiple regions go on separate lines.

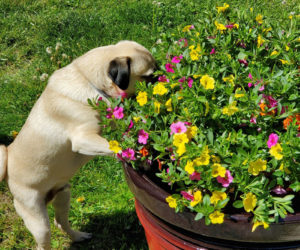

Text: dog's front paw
xmin=71 ymin=231 xmax=93 ymax=242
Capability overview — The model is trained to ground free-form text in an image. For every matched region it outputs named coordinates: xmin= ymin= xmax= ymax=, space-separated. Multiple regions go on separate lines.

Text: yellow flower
xmin=200 ymin=75 xmax=215 ymax=90
xmin=194 ymin=153 xmax=210 ymax=166
xmin=166 ymin=196 xmax=177 ymax=208
xmin=190 ymin=50 xmax=200 ymax=61
xmin=248 ymin=159 xmax=267 ymax=176
xmin=214 ymin=21 xmax=226 ymax=32
xmin=186 ymin=126 xmax=198 ymax=139
xmin=11 ymin=130 xmax=19 ymax=138
xmin=256 ymin=14 xmax=263 ymax=24
xmin=257 ymin=35 xmax=265 ymax=48
xmin=153 ymin=82 xmax=168 ymax=95
xmin=242 ymin=159 xmax=248 ymax=165
xmin=285 ymin=45 xmax=290 ymax=51
xmin=223 ymin=74 xmax=235 ymax=86
xmin=170 ymin=83 xmax=179 ymax=89
xmin=288 ymin=15 xmax=293 ymax=20
xmin=270 ymin=50 xmax=279 ymax=56
xmin=109 ymin=140 xmax=122 ymax=153
xmin=193 ymin=74 xmax=202 ymax=79
xmin=233 ymin=23 xmax=239 ymax=29
xmin=279 ymin=163 xmax=291 ymax=174
xmin=190 ymin=190 xmax=202 ymax=207
xmin=182 ymin=25 xmax=193 ymax=32
xmin=211 ymin=163 xmax=226 ymax=177
xmin=185 ymin=161 xmax=195 ymax=174
xmin=136 ymin=91 xmax=148 ymax=106
xmin=226 ymin=53 xmax=232 ymax=60
xmin=209 ymin=211 xmax=225 ymax=224
xmin=133 ymin=116 xmax=141 ymax=123
xmin=263 ymin=27 xmax=272 ymax=33
xmin=250 ymin=7 xmax=253 ymax=12
xmin=76 ymin=197 xmax=85 ymax=203
xmin=252 ymin=221 xmax=269 ymax=232
xmin=222 ymin=101 xmax=239 ymax=116
xmin=270 ymin=143 xmax=283 ymax=160
xmin=165 ymin=98 xmax=172 ymax=112
xmin=279 ymin=59 xmax=289 ymax=65
xmin=211 ymin=191 xmax=227 ymax=205
xmin=173 ymin=133 xmax=189 ymax=147
xmin=176 ymin=144 xmax=186 ymax=156
xmin=243 ymin=192 xmax=257 ymax=212
xmin=154 ymin=101 xmax=161 ymax=114
xmin=211 ymin=155 xmax=221 ymax=163
xmin=216 ymin=3 xmax=229 ymax=13
xmin=234 ymin=88 xmax=245 ymax=98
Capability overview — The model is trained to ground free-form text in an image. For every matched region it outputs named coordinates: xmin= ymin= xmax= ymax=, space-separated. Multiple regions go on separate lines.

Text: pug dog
xmin=0 ymin=40 xmax=156 ymax=250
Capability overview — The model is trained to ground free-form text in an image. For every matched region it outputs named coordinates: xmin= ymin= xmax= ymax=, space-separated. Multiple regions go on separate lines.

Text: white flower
xmin=156 ymin=39 xmax=162 ymax=44
xmin=46 ymin=47 xmax=52 ymax=54
xmin=55 ymin=42 xmax=62 ymax=51
xmin=40 ymin=73 xmax=49 ymax=81
xmin=62 ymin=53 xmax=68 ymax=59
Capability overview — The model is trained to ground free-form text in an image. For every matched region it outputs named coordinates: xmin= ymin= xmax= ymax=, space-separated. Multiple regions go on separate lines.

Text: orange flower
xmin=259 ymin=103 xmax=276 ymax=116
xmin=139 ymin=147 xmax=149 ymax=157
xmin=283 ymin=114 xmax=300 ymax=130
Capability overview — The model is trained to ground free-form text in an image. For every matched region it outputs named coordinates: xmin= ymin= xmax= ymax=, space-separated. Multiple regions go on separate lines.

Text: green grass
xmin=0 ymin=0 xmax=298 ymax=249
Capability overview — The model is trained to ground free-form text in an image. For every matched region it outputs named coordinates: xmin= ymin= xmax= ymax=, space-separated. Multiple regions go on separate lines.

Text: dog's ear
xmin=108 ymin=57 xmax=131 ymax=90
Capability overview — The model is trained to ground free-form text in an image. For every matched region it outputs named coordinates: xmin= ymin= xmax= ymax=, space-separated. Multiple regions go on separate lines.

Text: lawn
xmin=0 ymin=0 xmax=298 ymax=249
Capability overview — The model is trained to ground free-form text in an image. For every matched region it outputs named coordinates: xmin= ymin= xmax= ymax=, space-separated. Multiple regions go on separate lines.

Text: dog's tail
xmin=0 ymin=145 xmax=7 ymax=181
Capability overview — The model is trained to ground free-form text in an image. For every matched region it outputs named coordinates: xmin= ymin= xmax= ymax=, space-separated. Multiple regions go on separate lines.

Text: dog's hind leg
xmin=52 ymin=184 xmax=92 ymax=242
xmin=14 ymin=196 xmax=51 ymax=250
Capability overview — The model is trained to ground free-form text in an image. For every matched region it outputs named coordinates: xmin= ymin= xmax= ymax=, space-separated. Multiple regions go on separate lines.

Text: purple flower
xmin=272 ymin=186 xmax=287 ymax=195
xmin=138 ymin=129 xmax=149 ymax=144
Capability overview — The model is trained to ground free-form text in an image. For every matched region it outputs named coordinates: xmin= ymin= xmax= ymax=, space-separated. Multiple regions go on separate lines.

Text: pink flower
xmin=181 ymin=191 xmax=194 ymax=201
xmin=171 ymin=55 xmax=183 ymax=64
xmin=170 ymin=121 xmax=187 ymax=134
xmin=238 ymin=59 xmax=248 ymax=67
xmin=165 ymin=63 xmax=175 ymax=73
xmin=248 ymin=82 xmax=253 ymax=87
xmin=158 ymin=75 xmax=169 ymax=82
xmin=128 ymin=120 xmax=134 ymax=129
xmin=217 ymin=170 xmax=233 ymax=187
xmin=189 ymin=172 xmax=201 ymax=181
xmin=225 ymin=24 xmax=234 ymax=29
xmin=263 ymin=95 xmax=278 ymax=108
xmin=113 ymin=106 xmax=124 ymax=119
xmin=267 ymin=133 xmax=279 ymax=148
xmin=138 ymin=129 xmax=149 ymax=144
xmin=121 ymin=148 xmax=136 ymax=160
xmin=248 ymin=73 xmax=253 ymax=80
xmin=121 ymin=92 xmax=128 ymax=98
xmin=210 ymin=48 xmax=216 ymax=55
xmin=250 ymin=115 xmax=257 ymax=124
xmin=178 ymin=77 xmax=186 ymax=83
xmin=187 ymin=77 xmax=193 ymax=88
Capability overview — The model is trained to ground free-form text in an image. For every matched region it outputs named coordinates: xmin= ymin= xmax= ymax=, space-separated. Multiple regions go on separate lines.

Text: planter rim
xmin=123 ymin=162 xmax=300 ymax=243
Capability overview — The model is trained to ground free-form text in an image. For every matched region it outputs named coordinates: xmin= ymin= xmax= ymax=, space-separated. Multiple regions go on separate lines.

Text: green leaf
xmin=233 ymin=200 xmax=244 ymax=209
xmin=195 ymin=212 xmax=203 ymax=221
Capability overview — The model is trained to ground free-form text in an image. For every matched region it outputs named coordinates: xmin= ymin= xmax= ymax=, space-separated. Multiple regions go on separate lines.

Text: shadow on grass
xmin=69 ymin=210 xmax=148 ymax=250
xmin=0 ymin=134 xmax=13 ymax=146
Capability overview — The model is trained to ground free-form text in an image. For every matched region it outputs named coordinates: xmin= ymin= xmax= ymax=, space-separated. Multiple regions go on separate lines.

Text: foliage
xmin=93 ymin=5 xmax=300 ymax=231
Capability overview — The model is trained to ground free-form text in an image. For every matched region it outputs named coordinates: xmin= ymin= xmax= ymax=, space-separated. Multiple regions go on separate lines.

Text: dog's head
xmin=104 ymin=41 xmax=157 ymax=98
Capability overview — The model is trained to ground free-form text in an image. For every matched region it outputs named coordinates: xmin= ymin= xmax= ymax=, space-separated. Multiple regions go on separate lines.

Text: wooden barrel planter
xmin=123 ymin=163 xmax=300 ymax=249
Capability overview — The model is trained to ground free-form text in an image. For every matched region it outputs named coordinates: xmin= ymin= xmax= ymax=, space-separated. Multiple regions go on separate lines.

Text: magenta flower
xmin=158 ymin=75 xmax=169 ymax=82
xmin=178 ymin=77 xmax=186 ymax=83
xmin=248 ymin=73 xmax=253 ymax=80
xmin=170 ymin=121 xmax=187 ymax=134
xmin=263 ymin=94 xmax=278 ymax=108
xmin=210 ymin=48 xmax=216 ymax=55
xmin=113 ymin=106 xmax=124 ymax=119
xmin=121 ymin=148 xmax=136 ymax=161
xmin=121 ymin=92 xmax=128 ymax=98
xmin=217 ymin=170 xmax=233 ymax=187
xmin=165 ymin=63 xmax=175 ymax=73
xmin=128 ymin=120 xmax=134 ymax=129
xmin=267 ymin=133 xmax=279 ymax=148
xmin=187 ymin=77 xmax=193 ymax=88
xmin=138 ymin=129 xmax=149 ymax=144
xmin=180 ymin=191 xmax=194 ymax=201
xmin=171 ymin=55 xmax=183 ymax=64
xmin=189 ymin=172 xmax=201 ymax=181
xmin=225 ymin=24 xmax=234 ymax=29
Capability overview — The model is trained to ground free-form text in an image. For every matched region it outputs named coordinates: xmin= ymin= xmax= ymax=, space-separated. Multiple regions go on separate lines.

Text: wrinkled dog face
xmin=105 ymin=41 xmax=157 ymax=97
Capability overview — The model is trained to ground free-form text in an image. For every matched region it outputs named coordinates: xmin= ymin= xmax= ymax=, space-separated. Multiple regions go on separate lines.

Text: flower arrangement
xmin=90 ymin=4 xmax=300 ymax=231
